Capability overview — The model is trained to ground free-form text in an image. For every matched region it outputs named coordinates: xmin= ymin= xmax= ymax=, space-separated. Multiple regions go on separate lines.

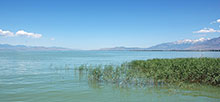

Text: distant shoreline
xmin=1 ymin=48 xmax=220 ymax=52
xmin=130 ymin=50 xmax=220 ymax=52
xmin=97 ymin=50 xmax=220 ymax=52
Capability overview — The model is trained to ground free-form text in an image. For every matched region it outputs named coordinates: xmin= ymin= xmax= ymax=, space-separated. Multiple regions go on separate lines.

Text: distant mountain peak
xmin=147 ymin=37 xmax=220 ymax=50
xmin=98 ymin=37 xmax=220 ymax=51
xmin=173 ymin=38 xmax=210 ymax=44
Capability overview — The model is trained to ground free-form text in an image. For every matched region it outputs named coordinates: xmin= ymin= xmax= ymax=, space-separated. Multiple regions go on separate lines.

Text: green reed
xmin=75 ymin=58 xmax=220 ymax=87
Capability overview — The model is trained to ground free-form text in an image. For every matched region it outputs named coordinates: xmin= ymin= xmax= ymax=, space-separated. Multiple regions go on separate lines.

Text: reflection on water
xmin=0 ymin=51 xmax=220 ymax=102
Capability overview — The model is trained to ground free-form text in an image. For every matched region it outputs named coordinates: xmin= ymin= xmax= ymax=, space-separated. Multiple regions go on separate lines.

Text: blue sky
xmin=0 ymin=0 xmax=220 ymax=50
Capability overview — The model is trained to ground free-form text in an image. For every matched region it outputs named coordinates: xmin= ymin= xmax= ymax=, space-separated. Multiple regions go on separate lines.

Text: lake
xmin=0 ymin=51 xmax=219 ymax=102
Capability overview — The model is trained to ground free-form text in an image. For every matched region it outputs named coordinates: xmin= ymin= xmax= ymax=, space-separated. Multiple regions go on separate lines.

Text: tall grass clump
xmin=127 ymin=58 xmax=220 ymax=86
xmin=76 ymin=58 xmax=220 ymax=87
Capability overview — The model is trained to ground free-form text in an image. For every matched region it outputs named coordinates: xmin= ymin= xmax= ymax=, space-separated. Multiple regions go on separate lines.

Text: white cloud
xmin=193 ymin=28 xmax=220 ymax=33
xmin=210 ymin=19 xmax=220 ymax=24
xmin=0 ymin=28 xmax=43 ymax=38
xmin=217 ymin=19 xmax=220 ymax=23
xmin=0 ymin=29 xmax=14 ymax=37
xmin=15 ymin=30 xmax=42 ymax=38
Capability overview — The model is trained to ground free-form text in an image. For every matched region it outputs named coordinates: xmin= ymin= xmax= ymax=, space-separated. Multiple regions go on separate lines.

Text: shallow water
xmin=0 ymin=51 xmax=219 ymax=102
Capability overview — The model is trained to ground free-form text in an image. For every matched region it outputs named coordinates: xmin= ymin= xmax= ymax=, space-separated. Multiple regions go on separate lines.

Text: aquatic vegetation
xmin=75 ymin=58 xmax=220 ymax=87
xmin=88 ymin=65 xmax=103 ymax=81
xmin=127 ymin=58 xmax=220 ymax=86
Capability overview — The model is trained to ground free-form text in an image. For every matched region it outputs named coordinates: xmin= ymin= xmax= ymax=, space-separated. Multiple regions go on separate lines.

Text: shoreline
xmin=95 ymin=50 xmax=220 ymax=52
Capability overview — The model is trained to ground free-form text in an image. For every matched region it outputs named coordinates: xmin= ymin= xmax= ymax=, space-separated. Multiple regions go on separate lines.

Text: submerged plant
xmin=89 ymin=65 xmax=102 ymax=81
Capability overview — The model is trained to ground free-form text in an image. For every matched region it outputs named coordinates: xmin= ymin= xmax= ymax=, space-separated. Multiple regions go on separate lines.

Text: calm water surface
xmin=0 ymin=51 xmax=220 ymax=102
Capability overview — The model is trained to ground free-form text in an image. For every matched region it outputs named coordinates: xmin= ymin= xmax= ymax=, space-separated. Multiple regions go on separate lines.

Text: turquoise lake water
xmin=0 ymin=51 xmax=219 ymax=102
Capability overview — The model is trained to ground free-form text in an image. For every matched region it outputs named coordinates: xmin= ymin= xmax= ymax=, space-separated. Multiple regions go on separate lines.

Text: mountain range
xmin=1 ymin=36 xmax=220 ymax=51
xmin=0 ymin=44 xmax=72 ymax=51
xmin=100 ymin=37 xmax=220 ymax=51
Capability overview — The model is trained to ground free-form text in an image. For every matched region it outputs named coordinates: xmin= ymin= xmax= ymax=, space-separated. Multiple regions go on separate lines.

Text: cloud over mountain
xmin=173 ymin=38 xmax=210 ymax=44
xmin=193 ymin=28 xmax=220 ymax=33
